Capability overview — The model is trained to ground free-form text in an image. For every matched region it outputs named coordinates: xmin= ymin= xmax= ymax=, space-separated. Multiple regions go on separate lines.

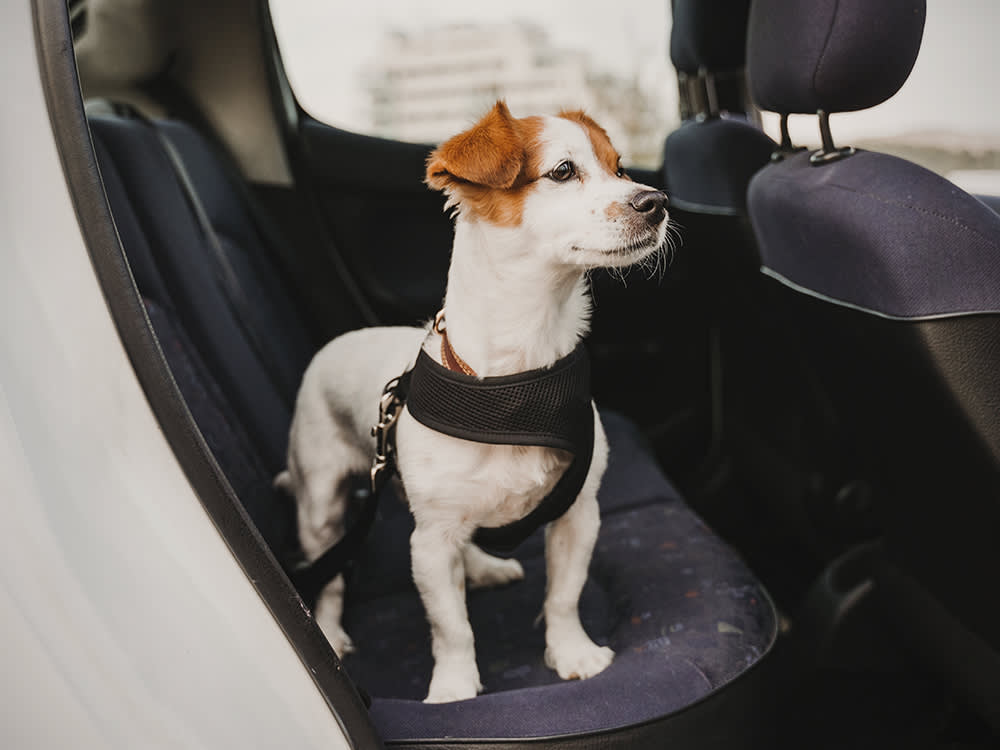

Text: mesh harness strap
xmin=407 ymin=344 xmax=594 ymax=552
xmin=292 ymin=343 xmax=593 ymax=603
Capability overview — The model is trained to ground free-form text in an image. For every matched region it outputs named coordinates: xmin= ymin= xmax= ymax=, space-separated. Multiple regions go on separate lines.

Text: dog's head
xmin=426 ymin=101 xmax=669 ymax=270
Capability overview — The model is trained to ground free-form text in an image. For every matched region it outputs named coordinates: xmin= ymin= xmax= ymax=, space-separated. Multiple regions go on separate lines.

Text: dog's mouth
xmin=601 ymin=239 xmax=658 ymax=257
xmin=573 ymin=231 xmax=663 ymax=260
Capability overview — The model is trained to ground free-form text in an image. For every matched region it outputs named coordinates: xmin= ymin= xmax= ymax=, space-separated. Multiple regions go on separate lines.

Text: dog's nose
xmin=629 ymin=190 xmax=668 ymax=224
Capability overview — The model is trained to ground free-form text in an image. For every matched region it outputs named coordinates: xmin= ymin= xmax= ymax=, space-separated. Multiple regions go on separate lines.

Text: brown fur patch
xmin=604 ymin=201 xmax=628 ymax=220
xmin=558 ymin=109 xmax=622 ymax=177
xmin=426 ymin=102 xmax=524 ymax=190
xmin=425 ymin=101 xmax=545 ymax=226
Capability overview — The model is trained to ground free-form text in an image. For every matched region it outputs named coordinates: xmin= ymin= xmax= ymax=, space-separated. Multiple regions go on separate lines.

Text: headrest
xmin=663 ymin=118 xmax=775 ymax=215
xmin=747 ymin=0 xmax=926 ymax=114
xmin=670 ymin=0 xmax=752 ymax=73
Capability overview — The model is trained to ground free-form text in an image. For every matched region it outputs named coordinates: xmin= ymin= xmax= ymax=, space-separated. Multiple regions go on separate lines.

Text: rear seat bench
xmin=88 ymin=109 xmax=777 ymax=746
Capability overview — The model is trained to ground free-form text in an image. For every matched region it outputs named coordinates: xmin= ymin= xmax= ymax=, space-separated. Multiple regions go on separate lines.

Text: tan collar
xmin=433 ymin=310 xmax=476 ymax=376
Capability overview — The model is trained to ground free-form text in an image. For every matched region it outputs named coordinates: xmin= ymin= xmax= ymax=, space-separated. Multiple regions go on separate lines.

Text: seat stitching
xmin=759 ymin=172 xmax=1000 ymax=254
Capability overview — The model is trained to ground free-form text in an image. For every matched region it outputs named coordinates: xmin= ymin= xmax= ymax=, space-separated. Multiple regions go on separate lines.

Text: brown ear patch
xmin=558 ymin=109 xmax=621 ymax=177
xmin=426 ymin=102 xmax=545 ymax=226
xmin=426 ymin=101 xmax=525 ymax=190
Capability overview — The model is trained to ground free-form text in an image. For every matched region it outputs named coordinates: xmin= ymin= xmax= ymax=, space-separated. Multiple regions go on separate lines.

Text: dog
xmin=278 ymin=101 xmax=669 ymax=703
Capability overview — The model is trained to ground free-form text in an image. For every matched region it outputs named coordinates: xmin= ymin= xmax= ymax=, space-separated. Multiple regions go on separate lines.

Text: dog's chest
xmin=463 ymin=443 xmax=572 ymax=525
xmin=397 ymin=416 xmax=572 ymax=528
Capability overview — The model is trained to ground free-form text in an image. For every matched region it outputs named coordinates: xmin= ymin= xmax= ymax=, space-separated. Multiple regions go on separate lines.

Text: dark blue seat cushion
xmin=142 ymin=297 xmax=298 ymax=564
xmin=663 ymin=117 xmax=775 ymax=215
xmin=89 ymin=114 xmax=313 ymax=474
xmin=89 ymin=113 xmax=309 ymax=561
xmin=750 ymin=150 xmax=1000 ymax=318
xmin=343 ymin=411 xmax=777 ymax=741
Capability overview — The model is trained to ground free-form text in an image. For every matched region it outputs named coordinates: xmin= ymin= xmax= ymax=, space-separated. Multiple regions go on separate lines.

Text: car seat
xmin=745 ymin=0 xmax=1000 ymax=730
xmin=86 ymin=105 xmax=779 ymax=746
xmin=664 ymin=0 xmax=775 ymax=217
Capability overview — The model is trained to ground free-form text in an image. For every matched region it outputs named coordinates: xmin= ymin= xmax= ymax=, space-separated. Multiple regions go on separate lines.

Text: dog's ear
xmin=426 ymin=101 xmax=525 ymax=192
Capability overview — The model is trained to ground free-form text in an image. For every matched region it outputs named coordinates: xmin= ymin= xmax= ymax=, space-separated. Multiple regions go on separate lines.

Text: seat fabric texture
xmin=89 ymin=114 xmax=313 ymax=474
xmin=88 ymin=111 xmax=777 ymax=742
xmin=750 ymin=150 xmax=1000 ymax=318
xmin=747 ymin=0 xmax=925 ymax=114
xmin=89 ymin=113 xmax=307 ymax=565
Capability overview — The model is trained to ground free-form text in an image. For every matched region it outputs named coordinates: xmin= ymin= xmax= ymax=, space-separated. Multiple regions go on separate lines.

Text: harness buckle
xmin=370 ymin=376 xmax=404 ymax=493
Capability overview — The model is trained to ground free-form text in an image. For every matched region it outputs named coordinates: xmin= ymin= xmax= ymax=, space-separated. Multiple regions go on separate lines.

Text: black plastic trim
xmin=876 ymin=557 xmax=1000 ymax=732
xmin=31 ymin=2 xmax=383 ymax=748
xmin=298 ymin=123 xmax=665 ymax=196
xmin=257 ymin=2 xmax=380 ymax=326
xmin=300 ymin=116 xmax=434 ymax=193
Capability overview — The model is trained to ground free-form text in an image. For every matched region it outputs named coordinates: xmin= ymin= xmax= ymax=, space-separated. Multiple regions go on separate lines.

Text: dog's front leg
xmin=543 ymin=412 xmax=614 ymax=681
xmin=411 ymin=523 xmax=482 ymax=703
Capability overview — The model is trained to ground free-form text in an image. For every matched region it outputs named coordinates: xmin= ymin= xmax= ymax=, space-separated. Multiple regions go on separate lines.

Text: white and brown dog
xmin=279 ymin=101 xmax=669 ymax=703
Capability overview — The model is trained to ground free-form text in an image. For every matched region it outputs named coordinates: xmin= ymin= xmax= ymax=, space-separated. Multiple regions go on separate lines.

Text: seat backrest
xmin=88 ymin=111 xmax=317 ymax=564
xmin=746 ymin=0 xmax=1000 ymax=729
xmin=663 ymin=0 xmax=774 ymax=216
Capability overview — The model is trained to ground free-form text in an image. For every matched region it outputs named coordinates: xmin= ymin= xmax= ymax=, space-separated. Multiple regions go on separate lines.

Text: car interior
xmin=41 ymin=0 xmax=1000 ymax=746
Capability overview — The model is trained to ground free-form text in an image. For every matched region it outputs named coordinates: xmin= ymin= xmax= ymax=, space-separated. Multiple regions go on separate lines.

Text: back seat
xmin=88 ymin=110 xmax=311 ymax=566
xmin=87 ymin=109 xmax=779 ymax=745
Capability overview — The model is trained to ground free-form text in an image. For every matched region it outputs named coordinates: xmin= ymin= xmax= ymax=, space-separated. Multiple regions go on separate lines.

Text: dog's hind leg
xmin=542 ymin=409 xmax=614 ymax=681
xmin=463 ymin=544 xmax=524 ymax=589
xmin=288 ymin=416 xmax=368 ymax=657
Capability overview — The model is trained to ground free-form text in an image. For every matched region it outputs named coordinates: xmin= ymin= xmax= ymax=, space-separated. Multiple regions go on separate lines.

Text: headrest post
xmin=701 ymin=67 xmax=720 ymax=119
xmin=678 ymin=68 xmax=749 ymax=122
xmin=770 ymin=113 xmax=807 ymax=162
xmin=817 ymin=110 xmax=836 ymax=152
xmin=810 ymin=110 xmax=856 ymax=166
xmin=779 ymin=114 xmax=793 ymax=150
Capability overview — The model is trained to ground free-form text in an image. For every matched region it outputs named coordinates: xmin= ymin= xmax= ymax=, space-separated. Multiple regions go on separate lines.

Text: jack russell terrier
xmin=279 ymin=101 xmax=670 ymax=703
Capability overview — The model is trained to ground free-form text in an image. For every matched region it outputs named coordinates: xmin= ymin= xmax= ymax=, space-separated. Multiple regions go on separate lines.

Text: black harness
xmin=291 ymin=343 xmax=593 ymax=604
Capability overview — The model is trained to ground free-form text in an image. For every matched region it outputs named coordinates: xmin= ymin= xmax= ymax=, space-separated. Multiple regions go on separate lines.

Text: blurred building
xmin=364 ymin=23 xmax=667 ymax=165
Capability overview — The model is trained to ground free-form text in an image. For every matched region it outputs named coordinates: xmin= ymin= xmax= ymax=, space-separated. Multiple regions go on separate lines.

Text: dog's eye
xmin=616 ymin=165 xmax=625 ymax=178
xmin=548 ymin=160 xmax=576 ymax=182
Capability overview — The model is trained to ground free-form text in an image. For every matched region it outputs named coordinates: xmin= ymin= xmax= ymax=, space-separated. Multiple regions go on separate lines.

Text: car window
xmin=762 ymin=0 xmax=1000 ymax=193
xmin=268 ymin=0 xmax=678 ymax=168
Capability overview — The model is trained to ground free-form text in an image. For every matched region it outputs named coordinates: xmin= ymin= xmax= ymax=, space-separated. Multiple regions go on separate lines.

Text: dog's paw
xmin=319 ymin=624 xmax=356 ymax=657
xmin=315 ymin=611 xmax=356 ymax=656
xmin=327 ymin=627 xmax=356 ymax=657
xmin=424 ymin=666 xmax=483 ymax=703
xmin=466 ymin=553 xmax=525 ymax=590
xmin=545 ymin=638 xmax=614 ymax=681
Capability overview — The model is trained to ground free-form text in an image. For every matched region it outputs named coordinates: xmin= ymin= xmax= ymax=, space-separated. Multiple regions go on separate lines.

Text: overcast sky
xmin=271 ymin=0 xmax=1000 ymax=146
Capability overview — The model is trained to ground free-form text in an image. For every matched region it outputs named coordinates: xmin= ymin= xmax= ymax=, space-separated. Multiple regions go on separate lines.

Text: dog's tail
xmin=273 ymin=470 xmax=292 ymax=492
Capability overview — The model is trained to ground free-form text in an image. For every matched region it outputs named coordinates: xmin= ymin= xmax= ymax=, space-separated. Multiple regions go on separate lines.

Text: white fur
xmin=282 ymin=112 xmax=668 ymax=703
